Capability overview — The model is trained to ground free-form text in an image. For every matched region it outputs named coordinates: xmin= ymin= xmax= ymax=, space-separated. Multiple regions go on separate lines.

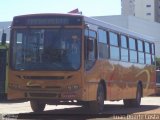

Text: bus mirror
xmin=87 ymin=38 xmax=93 ymax=51
xmin=1 ymin=33 xmax=6 ymax=45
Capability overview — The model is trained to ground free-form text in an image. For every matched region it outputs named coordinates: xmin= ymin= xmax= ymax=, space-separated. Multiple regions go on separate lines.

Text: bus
xmin=7 ymin=13 xmax=156 ymax=113
xmin=0 ymin=33 xmax=8 ymax=101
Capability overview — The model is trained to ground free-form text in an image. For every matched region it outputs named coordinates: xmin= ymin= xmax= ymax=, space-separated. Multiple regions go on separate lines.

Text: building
xmin=94 ymin=15 xmax=160 ymax=57
xmin=121 ymin=0 xmax=160 ymax=23
xmin=121 ymin=0 xmax=135 ymax=16
xmin=0 ymin=21 xmax=11 ymax=42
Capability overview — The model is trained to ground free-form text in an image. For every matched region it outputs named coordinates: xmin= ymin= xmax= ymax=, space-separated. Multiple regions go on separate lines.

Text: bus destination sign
xmin=13 ymin=16 xmax=82 ymax=26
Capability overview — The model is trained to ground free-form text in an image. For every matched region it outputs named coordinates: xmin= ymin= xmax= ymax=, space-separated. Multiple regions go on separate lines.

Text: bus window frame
xmin=97 ymin=28 xmax=109 ymax=59
xmin=120 ymin=34 xmax=129 ymax=62
xmin=109 ymin=31 xmax=120 ymax=61
xmin=137 ymin=39 xmax=145 ymax=64
xmin=151 ymin=43 xmax=155 ymax=65
xmin=128 ymin=37 xmax=138 ymax=63
xmin=144 ymin=41 xmax=152 ymax=65
xmin=84 ymin=28 xmax=97 ymax=71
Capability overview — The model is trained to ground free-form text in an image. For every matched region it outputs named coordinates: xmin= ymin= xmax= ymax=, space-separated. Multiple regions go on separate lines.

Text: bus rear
xmin=8 ymin=14 xmax=85 ymax=111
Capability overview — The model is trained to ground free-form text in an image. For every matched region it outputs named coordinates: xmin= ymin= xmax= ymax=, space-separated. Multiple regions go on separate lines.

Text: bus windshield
xmin=12 ymin=28 xmax=81 ymax=70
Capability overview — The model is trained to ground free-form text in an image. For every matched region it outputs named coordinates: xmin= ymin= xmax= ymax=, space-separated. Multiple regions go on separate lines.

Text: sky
xmin=0 ymin=0 xmax=121 ymax=21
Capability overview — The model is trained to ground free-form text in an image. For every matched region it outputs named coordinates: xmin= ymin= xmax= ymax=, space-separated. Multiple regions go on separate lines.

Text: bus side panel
xmin=103 ymin=60 xmax=137 ymax=101
xmin=103 ymin=60 xmax=155 ymax=101
xmin=84 ymin=61 xmax=103 ymax=101
xmin=142 ymin=66 xmax=156 ymax=96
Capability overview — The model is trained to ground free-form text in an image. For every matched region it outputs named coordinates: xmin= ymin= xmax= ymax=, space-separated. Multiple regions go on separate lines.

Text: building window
xmin=146 ymin=5 xmax=151 ymax=7
xmin=146 ymin=13 xmax=151 ymax=15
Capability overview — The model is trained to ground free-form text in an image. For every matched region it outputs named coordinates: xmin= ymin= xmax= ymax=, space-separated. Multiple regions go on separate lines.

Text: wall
xmin=94 ymin=15 xmax=160 ymax=57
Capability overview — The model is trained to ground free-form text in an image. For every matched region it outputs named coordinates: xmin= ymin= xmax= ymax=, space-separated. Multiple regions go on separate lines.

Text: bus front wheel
xmin=30 ymin=100 xmax=46 ymax=112
xmin=89 ymin=83 xmax=104 ymax=113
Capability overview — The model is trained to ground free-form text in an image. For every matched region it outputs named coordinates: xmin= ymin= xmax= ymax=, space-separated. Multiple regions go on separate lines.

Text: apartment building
xmin=121 ymin=0 xmax=160 ymax=23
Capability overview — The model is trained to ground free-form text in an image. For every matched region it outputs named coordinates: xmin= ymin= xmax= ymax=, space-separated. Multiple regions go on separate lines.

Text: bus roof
xmin=12 ymin=13 xmax=155 ymax=43
xmin=84 ymin=16 xmax=156 ymax=43
xmin=13 ymin=13 xmax=82 ymax=19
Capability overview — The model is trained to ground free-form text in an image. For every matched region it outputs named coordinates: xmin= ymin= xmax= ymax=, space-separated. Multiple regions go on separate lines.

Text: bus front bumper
xmin=7 ymin=85 xmax=82 ymax=100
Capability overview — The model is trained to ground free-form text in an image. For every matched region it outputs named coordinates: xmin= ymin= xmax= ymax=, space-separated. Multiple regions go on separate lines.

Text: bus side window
xmin=85 ymin=29 xmax=97 ymax=70
xmin=145 ymin=42 xmax=151 ymax=64
xmin=98 ymin=29 xmax=108 ymax=59
xmin=129 ymin=37 xmax=137 ymax=63
xmin=151 ymin=43 xmax=155 ymax=65
xmin=109 ymin=32 xmax=120 ymax=60
xmin=87 ymin=38 xmax=95 ymax=60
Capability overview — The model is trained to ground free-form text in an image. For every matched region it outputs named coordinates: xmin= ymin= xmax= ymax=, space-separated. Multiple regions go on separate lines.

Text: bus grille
xmin=16 ymin=75 xmax=64 ymax=80
xmin=29 ymin=93 xmax=60 ymax=98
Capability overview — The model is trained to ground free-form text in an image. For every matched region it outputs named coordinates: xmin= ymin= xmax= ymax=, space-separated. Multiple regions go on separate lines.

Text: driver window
xmin=85 ymin=29 xmax=97 ymax=70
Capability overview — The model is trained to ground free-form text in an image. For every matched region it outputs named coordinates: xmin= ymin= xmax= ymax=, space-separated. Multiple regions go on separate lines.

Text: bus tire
xmin=123 ymin=99 xmax=131 ymax=107
xmin=123 ymin=84 xmax=142 ymax=107
xmin=30 ymin=100 xmax=46 ymax=113
xmin=89 ymin=83 xmax=104 ymax=113
xmin=132 ymin=84 xmax=142 ymax=107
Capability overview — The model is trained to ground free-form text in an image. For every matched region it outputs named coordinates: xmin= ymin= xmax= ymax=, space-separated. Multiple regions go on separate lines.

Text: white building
xmin=121 ymin=0 xmax=160 ymax=23
xmin=121 ymin=0 xmax=135 ymax=16
xmin=94 ymin=15 xmax=160 ymax=57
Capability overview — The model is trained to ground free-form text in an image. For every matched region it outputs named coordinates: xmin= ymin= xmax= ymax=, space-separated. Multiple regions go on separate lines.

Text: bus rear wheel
xmin=30 ymin=100 xmax=46 ymax=112
xmin=123 ymin=84 xmax=142 ymax=107
xmin=89 ymin=83 xmax=104 ymax=113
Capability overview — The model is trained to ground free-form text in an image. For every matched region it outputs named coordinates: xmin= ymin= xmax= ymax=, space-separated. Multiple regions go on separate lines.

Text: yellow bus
xmin=7 ymin=13 xmax=156 ymax=113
